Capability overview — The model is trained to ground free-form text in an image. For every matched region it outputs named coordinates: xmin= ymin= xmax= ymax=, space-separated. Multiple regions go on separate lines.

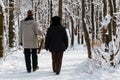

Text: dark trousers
xmin=24 ymin=48 xmax=38 ymax=72
xmin=51 ymin=52 xmax=63 ymax=74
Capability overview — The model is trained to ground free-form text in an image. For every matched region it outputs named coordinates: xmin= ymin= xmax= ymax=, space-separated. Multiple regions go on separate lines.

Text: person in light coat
xmin=19 ymin=10 xmax=42 ymax=73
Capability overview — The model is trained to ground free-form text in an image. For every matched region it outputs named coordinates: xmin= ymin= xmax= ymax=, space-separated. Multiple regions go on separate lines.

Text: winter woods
xmin=0 ymin=0 xmax=120 ymax=67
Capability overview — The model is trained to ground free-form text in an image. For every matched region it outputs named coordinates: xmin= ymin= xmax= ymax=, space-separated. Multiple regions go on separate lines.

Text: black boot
xmin=33 ymin=66 xmax=39 ymax=72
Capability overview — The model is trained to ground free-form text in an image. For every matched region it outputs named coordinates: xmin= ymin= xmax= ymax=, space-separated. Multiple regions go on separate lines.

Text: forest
xmin=0 ymin=0 xmax=120 ymax=67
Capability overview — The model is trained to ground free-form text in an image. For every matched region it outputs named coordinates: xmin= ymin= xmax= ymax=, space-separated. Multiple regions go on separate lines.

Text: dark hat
xmin=51 ymin=16 xmax=61 ymax=22
xmin=27 ymin=10 xmax=34 ymax=16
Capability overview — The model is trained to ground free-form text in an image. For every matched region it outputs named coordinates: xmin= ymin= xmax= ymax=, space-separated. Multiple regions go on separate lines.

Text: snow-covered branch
xmin=101 ymin=14 xmax=111 ymax=27
xmin=0 ymin=0 xmax=4 ymax=8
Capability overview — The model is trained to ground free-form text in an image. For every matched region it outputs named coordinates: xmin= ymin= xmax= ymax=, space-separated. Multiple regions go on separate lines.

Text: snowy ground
xmin=1 ymin=45 xmax=120 ymax=80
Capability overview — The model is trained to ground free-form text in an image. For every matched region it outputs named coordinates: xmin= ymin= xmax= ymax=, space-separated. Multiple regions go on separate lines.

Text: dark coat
xmin=45 ymin=24 xmax=68 ymax=52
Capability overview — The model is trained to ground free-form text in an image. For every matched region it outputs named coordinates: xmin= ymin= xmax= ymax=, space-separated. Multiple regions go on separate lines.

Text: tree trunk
xmin=9 ymin=0 xmax=15 ymax=48
xmin=91 ymin=0 xmax=95 ymax=39
xmin=0 ymin=6 xmax=4 ymax=57
xmin=48 ymin=0 xmax=50 ymax=25
xmin=50 ymin=0 xmax=53 ymax=23
xmin=81 ymin=34 xmax=84 ymax=44
xmin=70 ymin=16 xmax=74 ymax=47
xmin=31 ymin=0 xmax=34 ymax=9
xmin=77 ymin=19 xmax=80 ymax=44
xmin=103 ymin=0 xmax=107 ymax=17
xmin=102 ymin=0 xmax=107 ymax=43
xmin=34 ymin=2 xmax=37 ymax=21
xmin=113 ymin=0 xmax=116 ymax=35
xmin=59 ymin=0 xmax=62 ymax=18
xmin=108 ymin=0 xmax=113 ymax=42
xmin=95 ymin=5 xmax=98 ymax=39
xmin=108 ymin=0 xmax=114 ymax=66
xmin=18 ymin=0 xmax=20 ymax=26
xmin=82 ymin=0 xmax=92 ymax=59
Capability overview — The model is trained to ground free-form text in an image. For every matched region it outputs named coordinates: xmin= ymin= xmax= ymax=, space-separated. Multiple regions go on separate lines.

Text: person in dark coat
xmin=45 ymin=16 xmax=68 ymax=75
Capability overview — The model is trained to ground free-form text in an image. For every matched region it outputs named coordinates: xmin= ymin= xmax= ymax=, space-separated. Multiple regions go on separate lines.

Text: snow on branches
xmin=101 ymin=14 xmax=111 ymax=28
xmin=0 ymin=0 xmax=4 ymax=8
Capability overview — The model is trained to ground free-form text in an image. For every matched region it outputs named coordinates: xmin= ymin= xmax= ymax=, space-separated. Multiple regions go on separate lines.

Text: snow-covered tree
xmin=0 ymin=0 xmax=5 ymax=57
xmin=8 ymin=0 xmax=15 ymax=48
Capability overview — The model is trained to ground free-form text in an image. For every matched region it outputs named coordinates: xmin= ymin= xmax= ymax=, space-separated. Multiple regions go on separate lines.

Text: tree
xmin=59 ymin=0 xmax=62 ymax=18
xmin=50 ymin=0 xmax=53 ymax=19
xmin=0 ymin=4 xmax=4 ymax=57
xmin=82 ymin=0 xmax=92 ymax=58
xmin=113 ymin=0 xmax=116 ymax=35
xmin=9 ymin=0 xmax=15 ymax=48
xmin=91 ymin=0 xmax=95 ymax=40
xmin=108 ymin=0 xmax=116 ymax=66
xmin=48 ymin=0 xmax=50 ymax=25
xmin=70 ymin=16 xmax=74 ymax=46
xmin=108 ymin=0 xmax=113 ymax=42
xmin=102 ymin=0 xmax=107 ymax=43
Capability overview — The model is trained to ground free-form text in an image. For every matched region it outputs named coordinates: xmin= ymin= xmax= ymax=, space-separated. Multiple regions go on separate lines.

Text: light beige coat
xmin=19 ymin=20 xmax=42 ymax=48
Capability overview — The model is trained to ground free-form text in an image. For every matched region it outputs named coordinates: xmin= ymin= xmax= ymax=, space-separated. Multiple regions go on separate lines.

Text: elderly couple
xmin=19 ymin=10 xmax=68 ymax=75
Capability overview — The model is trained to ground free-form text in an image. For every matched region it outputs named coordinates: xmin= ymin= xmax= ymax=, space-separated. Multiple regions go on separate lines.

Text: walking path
xmin=0 ymin=45 xmax=87 ymax=80
xmin=1 ymin=45 xmax=120 ymax=80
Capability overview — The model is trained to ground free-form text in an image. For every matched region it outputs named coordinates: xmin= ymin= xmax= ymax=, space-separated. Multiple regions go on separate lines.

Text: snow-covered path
xmin=0 ymin=45 xmax=87 ymax=80
xmin=1 ymin=45 xmax=120 ymax=80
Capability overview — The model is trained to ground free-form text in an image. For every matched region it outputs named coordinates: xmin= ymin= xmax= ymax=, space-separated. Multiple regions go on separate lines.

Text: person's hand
xmin=45 ymin=47 xmax=48 ymax=51
xmin=45 ymin=48 xmax=48 ymax=51
xmin=19 ymin=42 xmax=23 ymax=46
